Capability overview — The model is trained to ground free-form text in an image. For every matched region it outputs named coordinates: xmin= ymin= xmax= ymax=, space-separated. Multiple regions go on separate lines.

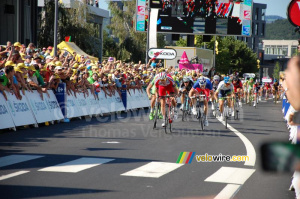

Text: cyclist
xmin=179 ymin=76 xmax=194 ymax=110
xmin=189 ymin=76 xmax=210 ymax=126
xmin=272 ymin=79 xmax=279 ymax=100
xmin=214 ymin=76 xmax=234 ymax=121
xmin=146 ymin=75 xmax=161 ymax=120
xmin=154 ymin=72 xmax=178 ymax=127
xmin=232 ymin=76 xmax=243 ymax=107
xmin=246 ymin=78 xmax=255 ymax=103
xmin=264 ymin=82 xmax=271 ymax=100
xmin=211 ymin=75 xmax=221 ymax=111
xmin=253 ymin=80 xmax=262 ymax=107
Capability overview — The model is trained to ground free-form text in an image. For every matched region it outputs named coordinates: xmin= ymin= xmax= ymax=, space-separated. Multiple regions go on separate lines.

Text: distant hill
xmin=265 ymin=15 xmax=285 ymax=24
xmin=265 ymin=19 xmax=300 ymax=40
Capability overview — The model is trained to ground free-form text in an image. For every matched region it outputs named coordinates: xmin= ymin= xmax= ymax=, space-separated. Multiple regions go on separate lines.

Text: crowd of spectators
xmin=0 ymin=41 xmax=218 ymax=102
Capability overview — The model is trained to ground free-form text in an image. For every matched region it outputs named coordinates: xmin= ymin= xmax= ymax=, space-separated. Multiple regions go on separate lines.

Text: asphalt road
xmin=0 ymin=99 xmax=295 ymax=199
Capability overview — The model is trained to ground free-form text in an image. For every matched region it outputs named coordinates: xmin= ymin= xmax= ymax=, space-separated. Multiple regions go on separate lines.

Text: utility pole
xmin=54 ymin=0 xmax=59 ymax=56
xmin=146 ymin=6 xmax=151 ymax=64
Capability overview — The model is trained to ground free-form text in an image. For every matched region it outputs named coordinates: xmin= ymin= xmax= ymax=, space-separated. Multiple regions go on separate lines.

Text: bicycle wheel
xmin=234 ymin=100 xmax=238 ymax=120
xmin=182 ymin=99 xmax=187 ymax=121
xmin=164 ymin=105 xmax=169 ymax=134
xmin=274 ymin=91 xmax=278 ymax=104
xmin=153 ymin=103 xmax=160 ymax=129
xmin=199 ymin=108 xmax=204 ymax=131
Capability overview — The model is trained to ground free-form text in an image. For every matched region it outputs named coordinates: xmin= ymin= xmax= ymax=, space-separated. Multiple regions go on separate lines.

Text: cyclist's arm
xmin=146 ymin=82 xmax=153 ymax=97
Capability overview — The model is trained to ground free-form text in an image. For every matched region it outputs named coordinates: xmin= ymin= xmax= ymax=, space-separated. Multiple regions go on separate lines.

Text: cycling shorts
xmin=218 ymin=90 xmax=232 ymax=99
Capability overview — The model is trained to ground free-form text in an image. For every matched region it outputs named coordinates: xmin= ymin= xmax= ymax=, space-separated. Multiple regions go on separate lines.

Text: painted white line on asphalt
xmin=39 ymin=158 xmax=114 ymax=173
xmin=205 ymin=167 xmax=255 ymax=184
xmin=0 ymin=155 xmax=44 ymax=168
xmin=214 ymin=184 xmax=241 ymax=199
xmin=0 ymin=171 xmax=29 ymax=181
xmin=121 ymin=162 xmax=183 ymax=178
xmin=101 ymin=141 xmax=120 ymax=144
xmin=216 ymin=118 xmax=256 ymax=166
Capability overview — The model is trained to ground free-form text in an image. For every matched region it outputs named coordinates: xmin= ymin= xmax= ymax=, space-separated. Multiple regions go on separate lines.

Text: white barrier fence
xmin=0 ymin=88 xmax=150 ymax=130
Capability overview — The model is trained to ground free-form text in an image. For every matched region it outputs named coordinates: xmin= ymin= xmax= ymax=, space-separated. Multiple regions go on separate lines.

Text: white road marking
xmin=214 ymin=184 xmax=241 ymax=199
xmin=0 ymin=155 xmax=44 ymax=168
xmin=121 ymin=162 xmax=183 ymax=178
xmin=101 ymin=141 xmax=120 ymax=144
xmin=0 ymin=171 xmax=29 ymax=181
xmin=39 ymin=158 xmax=114 ymax=173
xmin=216 ymin=118 xmax=256 ymax=166
xmin=205 ymin=167 xmax=255 ymax=184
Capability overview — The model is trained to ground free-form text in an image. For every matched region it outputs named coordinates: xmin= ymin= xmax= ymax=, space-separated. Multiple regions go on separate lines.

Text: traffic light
xmin=257 ymin=59 xmax=260 ymax=69
xmin=215 ymin=40 xmax=219 ymax=55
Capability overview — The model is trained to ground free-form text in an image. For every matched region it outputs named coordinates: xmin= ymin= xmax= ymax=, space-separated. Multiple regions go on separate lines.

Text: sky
xmin=253 ymin=0 xmax=290 ymax=18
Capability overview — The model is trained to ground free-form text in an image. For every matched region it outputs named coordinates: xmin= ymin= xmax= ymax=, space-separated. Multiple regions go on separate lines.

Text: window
xmin=252 ymin=38 xmax=255 ymax=49
xmin=252 ymin=22 xmax=255 ymax=35
xmin=271 ymin=45 xmax=276 ymax=54
xmin=255 ymin=8 xmax=259 ymax=20
xmin=261 ymin=23 xmax=265 ymax=36
xmin=291 ymin=46 xmax=298 ymax=56
xmin=261 ymin=9 xmax=266 ymax=21
xmin=265 ymin=45 xmax=270 ymax=54
xmin=282 ymin=46 xmax=288 ymax=56
xmin=255 ymin=23 xmax=258 ymax=35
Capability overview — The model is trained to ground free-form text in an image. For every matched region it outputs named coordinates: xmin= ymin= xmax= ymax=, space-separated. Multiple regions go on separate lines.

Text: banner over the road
xmin=148 ymin=48 xmax=177 ymax=60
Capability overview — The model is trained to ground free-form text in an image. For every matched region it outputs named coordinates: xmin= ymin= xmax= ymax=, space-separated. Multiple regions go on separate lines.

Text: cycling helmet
xmin=224 ymin=76 xmax=230 ymax=83
xmin=213 ymin=75 xmax=220 ymax=81
xmin=232 ymin=76 xmax=239 ymax=81
xmin=183 ymin=77 xmax=190 ymax=83
xmin=249 ymin=77 xmax=254 ymax=81
xmin=198 ymin=76 xmax=206 ymax=86
xmin=158 ymin=72 xmax=167 ymax=80
xmin=274 ymin=79 xmax=277 ymax=83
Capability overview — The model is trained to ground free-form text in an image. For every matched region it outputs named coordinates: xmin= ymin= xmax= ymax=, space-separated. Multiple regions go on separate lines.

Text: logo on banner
xmin=244 ymin=10 xmax=251 ymax=20
xmin=137 ymin=21 xmax=145 ymax=31
xmin=242 ymin=26 xmax=250 ymax=36
xmin=137 ymin=6 xmax=145 ymax=15
xmin=7 ymin=101 xmax=16 ymax=117
xmin=57 ymin=87 xmax=64 ymax=93
xmin=0 ymin=105 xmax=8 ymax=115
xmin=148 ymin=48 xmax=177 ymax=60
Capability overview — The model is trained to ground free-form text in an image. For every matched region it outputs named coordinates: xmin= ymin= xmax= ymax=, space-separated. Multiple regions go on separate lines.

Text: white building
xmin=263 ymin=40 xmax=298 ymax=61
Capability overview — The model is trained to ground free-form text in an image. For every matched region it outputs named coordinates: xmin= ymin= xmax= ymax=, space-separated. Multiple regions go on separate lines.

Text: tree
xmin=175 ymin=37 xmax=187 ymax=47
xmin=38 ymin=0 xmax=101 ymax=57
xmin=273 ymin=61 xmax=280 ymax=80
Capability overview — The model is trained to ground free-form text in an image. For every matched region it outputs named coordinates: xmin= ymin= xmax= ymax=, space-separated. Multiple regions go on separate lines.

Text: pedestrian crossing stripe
xmin=121 ymin=161 xmax=183 ymax=178
xmin=176 ymin=152 xmax=195 ymax=164
xmin=0 ymin=155 xmax=44 ymax=168
xmin=39 ymin=158 xmax=114 ymax=173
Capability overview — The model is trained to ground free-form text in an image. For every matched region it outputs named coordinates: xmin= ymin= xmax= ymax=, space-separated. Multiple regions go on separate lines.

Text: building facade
xmin=0 ymin=0 xmax=38 ymax=45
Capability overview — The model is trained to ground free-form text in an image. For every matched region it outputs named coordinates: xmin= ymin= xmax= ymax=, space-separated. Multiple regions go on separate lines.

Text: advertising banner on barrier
xmin=66 ymin=94 xmax=79 ymax=118
xmin=55 ymin=83 xmax=67 ymax=118
xmin=110 ymin=93 xmax=125 ymax=112
xmin=98 ymin=91 xmax=111 ymax=114
xmin=86 ymin=93 xmax=102 ymax=116
xmin=45 ymin=91 xmax=64 ymax=121
xmin=6 ymin=92 xmax=37 ymax=127
xmin=0 ymin=94 xmax=15 ymax=130
xmin=75 ymin=92 xmax=89 ymax=117
xmin=26 ymin=91 xmax=53 ymax=124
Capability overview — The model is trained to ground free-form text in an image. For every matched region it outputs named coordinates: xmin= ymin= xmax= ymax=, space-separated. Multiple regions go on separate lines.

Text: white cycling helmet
xmin=213 ymin=75 xmax=220 ymax=80
xmin=158 ymin=72 xmax=167 ymax=80
xmin=198 ymin=76 xmax=206 ymax=86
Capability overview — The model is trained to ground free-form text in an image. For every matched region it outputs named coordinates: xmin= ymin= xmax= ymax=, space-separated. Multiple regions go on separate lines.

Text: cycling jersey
xmin=273 ymin=82 xmax=279 ymax=91
xmin=195 ymin=88 xmax=210 ymax=100
xmin=216 ymin=81 xmax=234 ymax=92
xmin=253 ymin=84 xmax=261 ymax=93
xmin=246 ymin=80 xmax=255 ymax=92
xmin=233 ymin=80 xmax=243 ymax=93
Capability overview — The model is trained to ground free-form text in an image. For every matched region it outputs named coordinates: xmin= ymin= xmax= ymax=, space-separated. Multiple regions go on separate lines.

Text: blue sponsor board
xmin=242 ymin=26 xmax=250 ymax=36
xmin=137 ymin=21 xmax=145 ymax=31
xmin=55 ymin=83 xmax=67 ymax=118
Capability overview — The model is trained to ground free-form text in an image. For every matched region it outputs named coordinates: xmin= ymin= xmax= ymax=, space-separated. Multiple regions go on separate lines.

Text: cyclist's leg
xmin=218 ymin=91 xmax=225 ymax=114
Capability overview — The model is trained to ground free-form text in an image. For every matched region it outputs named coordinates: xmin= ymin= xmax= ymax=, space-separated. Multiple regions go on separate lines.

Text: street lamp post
xmin=54 ymin=0 xmax=59 ymax=57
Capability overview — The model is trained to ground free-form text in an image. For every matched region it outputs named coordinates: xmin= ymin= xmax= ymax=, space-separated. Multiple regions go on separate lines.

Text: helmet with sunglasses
xmin=224 ymin=76 xmax=230 ymax=83
xmin=198 ymin=76 xmax=207 ymax=86
xmin=183 ymin=76 xmax=190 ymax=83
xmin=158 ymin=72 xmax=167 ymax=80
xmin=232 ymin=76 xmax=239 ymax=81
xmin=213 ymin=75 xmax=220 ymax=81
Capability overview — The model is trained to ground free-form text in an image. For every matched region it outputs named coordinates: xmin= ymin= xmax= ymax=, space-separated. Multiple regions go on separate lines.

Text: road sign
xmin=148 ymin=48 xmax=177 ymax=60
xmin=287 ymin=0 xmax=300 ymax=27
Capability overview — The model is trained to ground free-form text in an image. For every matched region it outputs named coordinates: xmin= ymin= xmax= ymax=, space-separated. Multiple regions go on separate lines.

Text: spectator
xmin=95 ymin=0 xmax=99 ymax=7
